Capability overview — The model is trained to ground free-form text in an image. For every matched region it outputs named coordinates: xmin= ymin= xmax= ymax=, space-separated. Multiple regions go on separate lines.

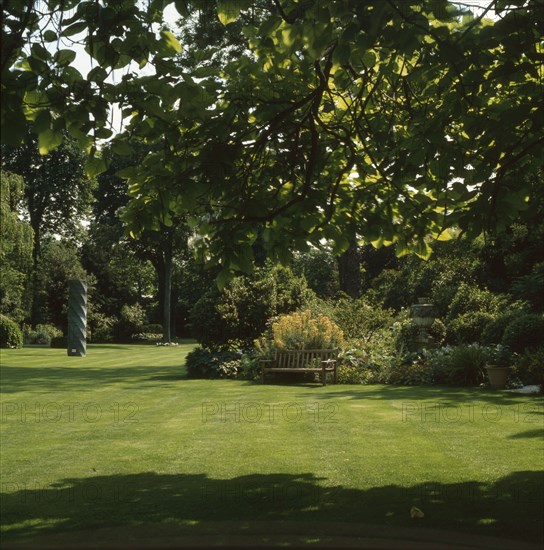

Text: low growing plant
xmin=23 ymin=323 xmax=63 ymax=346
xmin=387 ymin=352 xmax=435 ymax=386
xmin=437 ymin=344 xmax=489 ymax=386
xmin=337 ymin=347 xmax=393 ymax=384
xmin=185 ymin=346 xmax=241 ymax=379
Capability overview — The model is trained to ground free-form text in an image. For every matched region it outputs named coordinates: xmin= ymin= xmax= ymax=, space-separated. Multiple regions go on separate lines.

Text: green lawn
xmin=0 ymin=344 xmax=542 ymax=548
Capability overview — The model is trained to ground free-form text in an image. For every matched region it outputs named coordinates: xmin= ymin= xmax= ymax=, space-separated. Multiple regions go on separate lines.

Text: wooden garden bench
xmin=260 ymin=349 xmax=338 ymax=385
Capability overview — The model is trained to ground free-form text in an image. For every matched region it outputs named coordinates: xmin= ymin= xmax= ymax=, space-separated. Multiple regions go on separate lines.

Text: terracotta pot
xmin=486 ymin=365 xmax=509 ymax=390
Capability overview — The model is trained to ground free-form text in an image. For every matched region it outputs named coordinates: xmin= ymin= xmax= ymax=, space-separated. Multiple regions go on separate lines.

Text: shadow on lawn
xmin=293 ymin=385 xmax=544 ymax=408
xmin=507 ymin=428 xmax=544 ymax=439
xmin=1 ymin=470 xmax=542 ymax=545
xmin=0 ymin=365 xmax=187 ymax=394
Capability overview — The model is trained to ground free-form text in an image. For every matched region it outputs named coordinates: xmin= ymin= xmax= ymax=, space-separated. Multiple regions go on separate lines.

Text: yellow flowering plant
xmin=255 ymin=310 xmax=345 ymax=357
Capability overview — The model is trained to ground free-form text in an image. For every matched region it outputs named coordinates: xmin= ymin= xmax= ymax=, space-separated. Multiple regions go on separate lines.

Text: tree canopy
xmin=2 ymin=0 xmax=543 ymax=284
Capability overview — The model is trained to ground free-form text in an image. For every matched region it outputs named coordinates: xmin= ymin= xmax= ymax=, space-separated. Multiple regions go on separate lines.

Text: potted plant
xmin=485 ymin=345 xmax=512 ymax=389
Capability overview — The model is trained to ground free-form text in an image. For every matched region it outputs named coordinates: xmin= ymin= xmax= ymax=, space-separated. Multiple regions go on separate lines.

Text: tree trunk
xmin=156 ymin=259 xmax=165 ymax=331
xmin=163 ymin=250 xmax=172 ymax=343
xmin=337 ymin=241 xmax=361 ymax=299
xmin=30 ymin=223 xmax=41 ymax=325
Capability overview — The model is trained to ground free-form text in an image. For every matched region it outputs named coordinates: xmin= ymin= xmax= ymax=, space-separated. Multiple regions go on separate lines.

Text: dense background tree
xmin=34 ymin=238 xmax=90 ymax=328
xmin=2 ymin=133 xmax=95 ymax=323
xmin=0 ymin=171 xmax=33 ymax=322
xmin=2 ymin=133 xmax=94 ymax=263
xmin=82 ymin=143 xmax=194 ymax=342
xmin=82 ymin=145 xmax=157 ymax=322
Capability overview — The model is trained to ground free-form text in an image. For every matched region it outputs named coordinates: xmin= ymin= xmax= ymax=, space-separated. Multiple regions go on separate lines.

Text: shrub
xmin=185 ymin=346 xmax=241 ymax=379
xmin=238 ymin=351 xmax=261 ymax=381
xmin=88 ymin=311 xmax=117 ymax=343
xmin=428 ymin=318 xmax=446 ymax=346
xmin=446 ymin=283 xmax=505 ymax=321
xmin=394 ymin=319 xmax=420 ymax=353
xmin=32 ymin=329 xmax=51 ymax=346
xmin=511 ymin=347 xmax=544 ymax=386
xmin=446 ymin=311 xmax=495 ymax=345
xmin=119 ymin=303 xmax=147 ymax=339
xmin=511 ymin=263 xmax=544 ymax=311
xmin=435 ymin=344 xmax=489 ymax=386
xmin=502 ymin=313 xmax=544 ymax=352
xmin=292 ymin=247 xmax=339 ymax=298
xmin=365 ymin=269 xmax=408 ymax=310
xmin=50 ymin=336 xmax=68 ymax=348
xmin=485 ymin=344 xmax=515 ymax=368
xmin=23 ymin=323 xmax=63 ymax=346
xmin=131 ymin=332 xmax=163 ymax=342
xmin=387 ymin=352 xmax=435 ymax=385
xmin=425 ymin=346 xmax=455 ymax=383
xmin=142 ymin=323 xmax=163 ymax=334
xmin=385 ymin=345 xmax=490 ymax=386
xmin=328 ymin=297 xmax=394 ymax=342
xmin=255 ymin=309 xmax=345 ymax=357
xmin=337 ymin=347 xmax=392 ymax=384
xmin=481 ymin=311 xmax=520 ymax=345
xmin=0 ymin=315 xmax=22 ymax=349
xmin=36 ymin=324 xmax=63 ymax=339
xmin=190 ymin=265 xmax=313 ymax=350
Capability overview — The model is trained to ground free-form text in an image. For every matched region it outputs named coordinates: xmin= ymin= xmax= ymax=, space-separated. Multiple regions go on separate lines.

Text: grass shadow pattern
xmin=1 ymin=471 xmax=543 ymax=546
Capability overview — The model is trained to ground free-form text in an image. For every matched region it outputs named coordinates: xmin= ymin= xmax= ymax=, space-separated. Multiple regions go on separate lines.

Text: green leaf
xmin=111 ymin=141 xmax=133 ymax=156
xmin=174 ymin=0 xmax=189 ymax=16
xmin=395 ymin=241 xmax=411 ymax=258
xmin=160 ymin=30 xmax=182 ymax=53
xmin=362 ymin=50 xmax=377 ymax=67
xmin=216 ymin=268 xmax=234 ymax=290
xmin=31 ymin=44 xmax=51 ymax=61
xmin=94 ymin=128 xmax=113 ymax=139
xmin=62 ymin=66 xmax=83 ymax=84
xmin=34 ymin=110 xmax=51 ymax=134
xmin=217 ymin=0 xmax=241 ymax=25
xmin=333 ymin=43 xmax=351 ymax=66
xmin=38 ymin=129 xmax=63 ymax=155
xmin=116 ymin=166 xmax=138 ymax=179
xmin=43 ymin=30 xmax=57 ymax=42
xmin=84 ymin=156 xmax=107 ymax=178
xmin=55 ymin=50 xmax=76 ymax=66
xmin=436 ymin=229 xmax=453 ymax=241
xmin=62 ymin=21 xmax=88 ymax=37
xmin=87 ymin=67 xmax=108 ymax=83
xmin=414 ymin=240 xmax=433 ymax=260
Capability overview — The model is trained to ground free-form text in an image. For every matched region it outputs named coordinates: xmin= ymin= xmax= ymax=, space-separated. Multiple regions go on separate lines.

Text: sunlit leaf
xmin=38 ymin=129 xmax=63 ymax=155
xmin=217 ymin=0 xmax=241 ymax=25
xmin=84 ymin=156 xmax=107 ymax=178
xmin=160 ymin=30 xmax=182 ymax=53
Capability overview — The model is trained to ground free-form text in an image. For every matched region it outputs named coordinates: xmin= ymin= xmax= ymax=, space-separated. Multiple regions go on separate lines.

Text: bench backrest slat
xmin=275 ymin=349 xmax=337 ymax=369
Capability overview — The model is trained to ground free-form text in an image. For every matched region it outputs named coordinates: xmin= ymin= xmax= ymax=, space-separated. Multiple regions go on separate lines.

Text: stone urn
xmin=485 ymin=366 xmax=509 ymax=390
xmin=410 ymin=299 xmax=437 ymax=348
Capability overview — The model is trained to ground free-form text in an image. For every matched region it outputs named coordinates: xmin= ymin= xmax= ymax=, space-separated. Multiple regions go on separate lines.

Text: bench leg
xmin=334 ymin=367 xmax=337 ymax=384
xmin=322 ymin=367 xmax=327 ymax=386
xmin=261 ymin=367 xmax=265 ymax=384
